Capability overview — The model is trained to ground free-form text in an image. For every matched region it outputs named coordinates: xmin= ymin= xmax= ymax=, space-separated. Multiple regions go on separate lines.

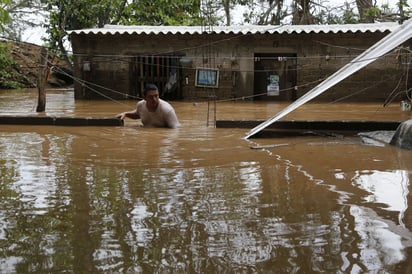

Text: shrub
xmin=0 ymin=42 xmax=23 ymax=89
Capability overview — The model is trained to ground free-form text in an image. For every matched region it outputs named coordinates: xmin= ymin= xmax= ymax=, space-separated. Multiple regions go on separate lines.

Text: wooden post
xmin=36 ymin=47 xmax=48 ymax=112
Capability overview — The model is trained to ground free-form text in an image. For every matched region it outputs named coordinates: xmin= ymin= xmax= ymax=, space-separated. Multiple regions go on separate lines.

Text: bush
xmin=0 ymin=42 xmax=24 ymax=89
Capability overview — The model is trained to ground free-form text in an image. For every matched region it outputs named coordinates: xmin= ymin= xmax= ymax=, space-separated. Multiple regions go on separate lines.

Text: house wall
xmin=293 ymin=32 xmax=407 ymax=102
xmin=71 ymin=30 xmax=409 ymax=102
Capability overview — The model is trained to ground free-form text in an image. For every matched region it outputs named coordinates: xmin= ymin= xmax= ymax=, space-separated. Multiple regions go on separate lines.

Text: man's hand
xmin=116 ymin=112 xmax=126 ymax=120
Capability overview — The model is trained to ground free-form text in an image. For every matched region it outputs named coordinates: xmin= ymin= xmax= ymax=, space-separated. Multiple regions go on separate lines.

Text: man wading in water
xmin=116 ymin=84 xmax=180 ymax=128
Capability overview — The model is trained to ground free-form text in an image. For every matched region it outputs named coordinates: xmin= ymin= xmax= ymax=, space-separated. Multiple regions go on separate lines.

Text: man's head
xmin=143 ymin=84 xmax=159 ymax=97
xmin=143 ymin=84 xmax=160 ymax=111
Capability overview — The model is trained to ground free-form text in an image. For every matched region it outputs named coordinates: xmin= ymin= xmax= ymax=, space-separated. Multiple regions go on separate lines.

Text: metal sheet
xmin=69 ymin=23 xmax=397 ymax=36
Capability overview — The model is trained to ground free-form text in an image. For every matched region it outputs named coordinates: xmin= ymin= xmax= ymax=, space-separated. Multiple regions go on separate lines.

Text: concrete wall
xmin=293 ymin=32 xmax=406 ymax=102
xmin=71 ymin=31 xmax=409 ymax=102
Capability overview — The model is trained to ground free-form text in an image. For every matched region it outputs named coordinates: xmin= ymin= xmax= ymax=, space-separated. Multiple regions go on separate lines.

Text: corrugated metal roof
xmin=69 ymin=22 xmax=399 ymax=36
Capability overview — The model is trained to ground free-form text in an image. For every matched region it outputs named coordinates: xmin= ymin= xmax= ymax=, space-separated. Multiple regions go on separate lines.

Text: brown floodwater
xmin=1 ymin=88 xmax=412 ymax=273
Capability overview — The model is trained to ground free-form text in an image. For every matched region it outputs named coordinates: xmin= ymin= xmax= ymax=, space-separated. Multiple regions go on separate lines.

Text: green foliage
xmin=341 ymin=2 xmax=360 ymax=24
xmin=364 ymin=6 xmax=381 ymax=19
xmin=119 ymin=0 xmax=202 ymax=26
xmin=43 ymin=0 xmax=203 ymax=66
xmin=0 ymin=1 xmax=28 ymax=88
xmin=5 ymin=0 xmax=412 ymax=72
xmin=0 ymin=0 xmax=11 ymax=31
xmin=242 ymin=0 xmax=288 ymax=25
xmin=0 ymin=42 xmax=23 ymax=89
xmin=397 ymin=0 xmax=411 ymax=22
xmin=398 ymin=0 xmax=410 ymax=9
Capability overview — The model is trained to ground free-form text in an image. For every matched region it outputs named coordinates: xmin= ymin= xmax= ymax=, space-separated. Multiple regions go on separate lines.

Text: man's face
xmin=145 ymin=89 xmax=160 ymax=111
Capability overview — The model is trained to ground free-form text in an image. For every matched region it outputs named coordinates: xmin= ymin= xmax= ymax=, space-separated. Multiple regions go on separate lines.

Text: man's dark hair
xmin=143 ymin=84 xmax=159 ymax=96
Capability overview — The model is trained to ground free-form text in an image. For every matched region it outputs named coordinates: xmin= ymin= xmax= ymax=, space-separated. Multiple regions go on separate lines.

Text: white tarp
xmin=245 ymin=19 xmax=412 ymax=139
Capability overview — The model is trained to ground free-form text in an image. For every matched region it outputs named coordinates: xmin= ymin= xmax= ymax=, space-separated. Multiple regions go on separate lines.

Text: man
xmin=116 ymin=84 xmax=180 ymax=128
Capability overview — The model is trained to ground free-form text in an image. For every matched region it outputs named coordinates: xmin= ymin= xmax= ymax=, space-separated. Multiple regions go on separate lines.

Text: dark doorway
xmin=254 ymin=53 xmax=297 ymax=101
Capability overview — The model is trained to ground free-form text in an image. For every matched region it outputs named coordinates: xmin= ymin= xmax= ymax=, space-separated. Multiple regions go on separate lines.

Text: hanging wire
xmin=383 ymin=72 xmax=406 ymax=107
xmin=48 ymin=63 xmax=139 ymax=108
xmin=331 ymin=74 xmax=400 ymax=104
xmin=48 ymin=55 xmax=406 ymax=109
xmin=382 ymin=46 xmax=412 ymax=105
xmin=404 ymin=50 xmax=412 ymax=101
xmin=33 ymin=23 xmax=407 ymax=110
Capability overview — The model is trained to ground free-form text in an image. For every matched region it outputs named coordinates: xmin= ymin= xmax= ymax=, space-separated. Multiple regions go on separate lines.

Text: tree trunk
xmin=222 ymin=0 xmax=231 ymax=26
xmin=356 ymin=0 xmax=373 ymax=23
xmin=292 ymin=0 xmax=315 ymax=25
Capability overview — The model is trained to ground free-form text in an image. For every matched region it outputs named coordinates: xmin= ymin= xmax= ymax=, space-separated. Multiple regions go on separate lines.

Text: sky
xmin=22 ymin=0 xmax=404 ymax=46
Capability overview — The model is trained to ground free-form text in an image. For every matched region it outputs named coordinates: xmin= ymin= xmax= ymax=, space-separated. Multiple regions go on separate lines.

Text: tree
xmin=259 ymin=0 xmax=286 ymax=25
xmin=0 ymin=0 xmax=24 ymax=89
xmin=291 ymin=0 xmax=317 ymax=24
xmin=397 ymin=0 xmax=410 ymax=23
xmin=44 ymin=0 xmax=132 ymax=66
xmin=0 ymin=0 xmax=46 ymax=42
xmin=43 ymin=0 xmax=203 ymax=66
xmin=220 ymin=0 xmax=249 ymax=26
xmin=222 ymin=0 xmax=232 ymax=25
xmin=356 ymin=0 xmax=373 ymax=22
xmin=353 ymin=0 xmax=411 ymax=23
xmin=240 ymin=0 xmax=288 ymax=25
xmin=0 ymin=0 xmax=11 ymax=31
xmin=9 ymin=0 xmax=412 ymax=68
xmin=119 ymin=0 xmax=202 ymax=25
xmin=340 ymin=2 xmax=360 ymax=23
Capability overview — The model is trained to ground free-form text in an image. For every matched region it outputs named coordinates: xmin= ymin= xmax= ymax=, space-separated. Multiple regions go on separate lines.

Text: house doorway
xmin=254 ymin=53 xmax=297 ymax=101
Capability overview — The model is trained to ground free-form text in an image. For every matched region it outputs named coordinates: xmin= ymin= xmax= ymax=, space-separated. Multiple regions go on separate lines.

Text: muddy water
xmin=1 ymin=89 xmax=412 ymax=273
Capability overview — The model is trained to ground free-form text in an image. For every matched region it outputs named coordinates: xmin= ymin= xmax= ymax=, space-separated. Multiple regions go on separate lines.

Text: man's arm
xmin=116 ymin=106 xmax=140 ymax=120
xmin=165 ymin=109 xmax=180 ymax=128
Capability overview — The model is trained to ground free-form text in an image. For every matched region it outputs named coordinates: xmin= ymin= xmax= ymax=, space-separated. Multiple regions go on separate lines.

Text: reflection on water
xmin=352 ymin=170 xmax=409 ymax=224
xmin=0 ymin=89 xmax=412 ymax=273
xmin=350 ymin=205 xmax=405 ymax=270
xmin=338 ymin=170 xmax=410 ymax=271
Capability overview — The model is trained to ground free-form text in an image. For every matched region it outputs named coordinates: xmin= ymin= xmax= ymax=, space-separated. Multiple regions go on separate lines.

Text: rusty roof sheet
xmin=70 ymin=23 xmax=399 ymax=36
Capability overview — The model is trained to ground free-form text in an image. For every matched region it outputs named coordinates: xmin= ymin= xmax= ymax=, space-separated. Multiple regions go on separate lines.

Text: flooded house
xmin=69 ymin=22 xmax=410 ymax=102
